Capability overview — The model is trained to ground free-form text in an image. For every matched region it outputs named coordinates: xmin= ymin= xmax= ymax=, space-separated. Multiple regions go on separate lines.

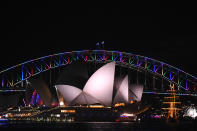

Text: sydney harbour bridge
xmin=0 ymin=50 xmax=197 ymax=96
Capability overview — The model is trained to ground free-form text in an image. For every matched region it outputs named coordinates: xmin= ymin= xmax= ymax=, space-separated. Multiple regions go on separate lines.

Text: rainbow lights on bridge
xmin=0 ymin=50 xmax=197 ymax=95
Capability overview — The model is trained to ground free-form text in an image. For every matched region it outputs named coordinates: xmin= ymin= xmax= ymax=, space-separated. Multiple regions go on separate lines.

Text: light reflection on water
xmin=0 ymin=121 xmax=196 ymax=130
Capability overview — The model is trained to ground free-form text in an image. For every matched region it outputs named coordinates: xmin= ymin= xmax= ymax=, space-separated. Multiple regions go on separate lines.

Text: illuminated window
xmin=114 ymin=103 xmax=125 ymax=107
xmin=61 ymin=110 xmax=76 ymax=113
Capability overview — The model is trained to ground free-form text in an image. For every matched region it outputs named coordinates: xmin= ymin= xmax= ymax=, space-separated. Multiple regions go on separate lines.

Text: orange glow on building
xmin=89 ymin=105 xmax=104 ymax=108
xmin=130 ymin=101 xmax=134 ymax=104
xmin=61 ymin=110 xmax=76 ymax=113
xmin=114 ymin=103 xmax=125 ymax=107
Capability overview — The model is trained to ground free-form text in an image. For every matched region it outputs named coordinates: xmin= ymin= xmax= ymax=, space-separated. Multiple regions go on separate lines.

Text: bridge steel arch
xmin=0 ymin=50 xmax=197 ymax=95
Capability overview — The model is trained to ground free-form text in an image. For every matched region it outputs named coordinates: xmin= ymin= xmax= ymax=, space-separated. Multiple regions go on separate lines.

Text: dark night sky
xmin=0 ymin=2 xmax=197 ymax=76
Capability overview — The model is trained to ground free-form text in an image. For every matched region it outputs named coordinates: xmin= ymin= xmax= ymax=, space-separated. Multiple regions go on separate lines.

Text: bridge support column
xmin=144 ymin=71 xmax=147 ymax=89
xmin=137 ymin=69 xmax=139 ymax=85
xmin=161 ymin=78 xmax=164 ymax=91
xmin=50 ymin=69 xmax=52 ymax=87
xmin=21 ymin=81 xmax=23 ymax=88
xmin=161 ymin=64 xmax=164 ymax=91
xmin=153 ymin=75 xmax=156 ymax=90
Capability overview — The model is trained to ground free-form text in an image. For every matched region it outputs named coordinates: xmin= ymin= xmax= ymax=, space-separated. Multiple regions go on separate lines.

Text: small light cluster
xmin=120 ymin=113 xmax=134 ymax=117
xmin=5 ymin=113 xmax=32 ymax=118
xmin=183 ymin=105 xmax=197 ymax=119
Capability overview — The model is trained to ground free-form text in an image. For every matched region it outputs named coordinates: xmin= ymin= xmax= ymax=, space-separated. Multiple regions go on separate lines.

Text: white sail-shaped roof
xmin=70 ymin=92 xmax=87 ymax=105
xmin=114 ymin=77 xmax=124 ymax=91
xmin=113 ymin=75 xmax=129 ymax=104
xmin=83 ymin=62 xmax=115 ymax=106
xmin=129 ymin=84 xmax=144 ymax=102
xmin=70 ymin=92 xmax=100 ymax=105
xmin=55 ymin=85 xmax=82 ymax=104
xmin=83 ymin=92 xmax=101 ymax=104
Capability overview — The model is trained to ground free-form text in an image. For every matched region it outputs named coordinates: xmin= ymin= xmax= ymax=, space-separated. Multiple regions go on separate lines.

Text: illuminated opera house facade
xmin=55 ymin=62 xmax=144 ymax=107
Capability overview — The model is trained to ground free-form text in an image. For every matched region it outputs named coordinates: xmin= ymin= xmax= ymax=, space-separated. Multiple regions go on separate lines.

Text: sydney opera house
xmin=55 ymin=62 xmax=144 ymax=107
xmin=0 ymin=61 xmax=144 ymax=113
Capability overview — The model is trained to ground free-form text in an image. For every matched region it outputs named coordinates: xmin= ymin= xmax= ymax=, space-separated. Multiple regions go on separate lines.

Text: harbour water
xmin=1 ymin=121 xmax=197 ymax=130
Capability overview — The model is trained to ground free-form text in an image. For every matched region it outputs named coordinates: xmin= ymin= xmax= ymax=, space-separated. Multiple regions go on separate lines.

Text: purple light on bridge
xmin=136 ymin=56 xmax=139 ymax=66
xmin=155 ymin=64 xmax=162 ymax=72
xmin=171 ymin=75 xmax=175 ymax=81
xmin=2 ymin=76 xmax=4 ymax=87
xmin=23 ymin=98 xmax=27 ymax=106
xmin=186 ymin=80 xmax=189 ymax=91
